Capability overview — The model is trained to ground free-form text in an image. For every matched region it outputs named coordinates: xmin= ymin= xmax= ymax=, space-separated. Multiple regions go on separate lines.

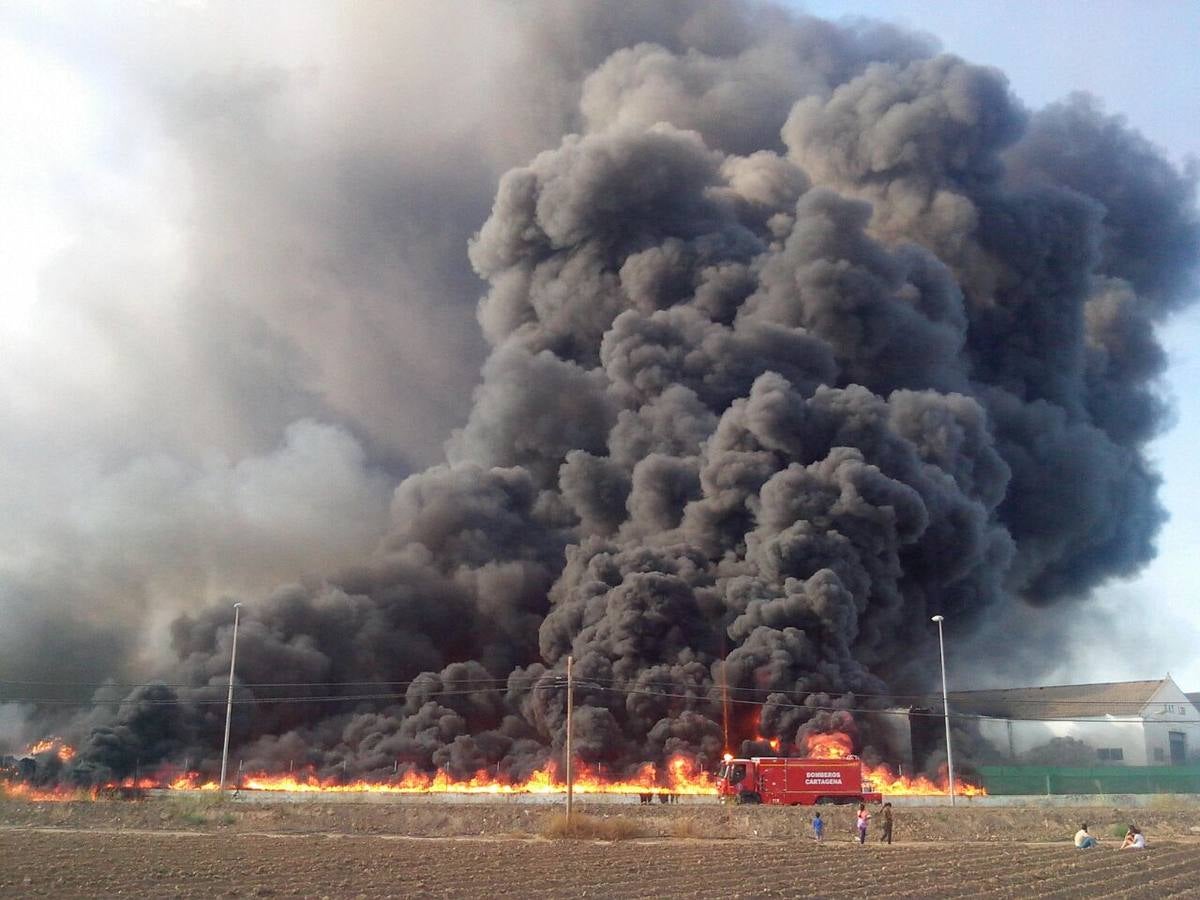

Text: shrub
xmin=170 ymin=796 xmax=223 ymax=826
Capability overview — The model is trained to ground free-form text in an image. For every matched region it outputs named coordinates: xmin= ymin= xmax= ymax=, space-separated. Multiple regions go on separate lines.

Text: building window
xmin=1097 ymin=748 xmax=1124 ymax=762
xmin=1154 ymin=748 xmax=1165 ymax=762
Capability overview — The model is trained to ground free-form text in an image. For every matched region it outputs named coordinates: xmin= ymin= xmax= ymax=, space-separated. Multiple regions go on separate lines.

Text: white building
xmin=947 ymin=677 xmax=1200 ymax=766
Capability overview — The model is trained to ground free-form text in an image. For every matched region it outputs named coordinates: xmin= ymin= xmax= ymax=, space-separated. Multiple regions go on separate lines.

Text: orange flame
xmin=1 ymin=774 xmax=165 ymax=803
xmin=22 ymin=737 xmax=76 ymax=763
xmin=753 ymin=735 xmax=782 ymax=752
xmin=805 ymin=731 xmax=985 ymax=797
xmin=3 ymin=754 xmax=716 ymax=800
xmin=0 ymin=782 xmax=91 ymax=802
xmin=804 ymin=732 xmax=854 ymax=759
xmin=7 ymin=727 xmax=984 ymax=800
xmin=167 ymin=754 xmax=718 ymax=796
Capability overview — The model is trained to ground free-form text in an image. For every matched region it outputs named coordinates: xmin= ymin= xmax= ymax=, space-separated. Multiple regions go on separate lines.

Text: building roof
xmin=1187 ymin=692 xmax=1200 ymax=711
xmin=946 ymin=679 xmax=1167 ymax=720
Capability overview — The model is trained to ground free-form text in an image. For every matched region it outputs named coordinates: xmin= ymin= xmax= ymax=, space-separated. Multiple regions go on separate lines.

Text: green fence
xmin=978 ymin=765 xmax=1200 ymax=795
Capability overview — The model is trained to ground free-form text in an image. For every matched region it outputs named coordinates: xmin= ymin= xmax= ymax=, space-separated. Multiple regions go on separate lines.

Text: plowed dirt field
xmin=2 ymin=827 xmax=1198 ymax=898
xmin=3 ymin=799 xmax=1200 ymax=898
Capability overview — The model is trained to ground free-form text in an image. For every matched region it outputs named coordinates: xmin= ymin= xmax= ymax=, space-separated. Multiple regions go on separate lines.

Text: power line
xmin=0 ymin=677 xmax=513 ymax=689
xmin=0 ymin=682 xmax=1177 ymax=726
xmin=1 ymin=673 xmax=1181 ymax=708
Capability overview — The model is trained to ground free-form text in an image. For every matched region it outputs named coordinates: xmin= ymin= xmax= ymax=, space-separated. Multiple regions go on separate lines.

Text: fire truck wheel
xmin=738 ymin=790 xmax=761 ymax=804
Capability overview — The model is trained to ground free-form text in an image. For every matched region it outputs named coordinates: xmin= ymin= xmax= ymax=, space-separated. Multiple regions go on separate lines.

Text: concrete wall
xmin=967 ymin=680 xmax=1200 ymax=766
xmin=976 ymin=717 xmax=1150 ymax=765
xmin=886 ymin=793 xmax=1200 ymax=808
xmin=1142 ymin=681 xmax=1200 ymax=764
xmin=157 ymin=788 xmax=1200 ymax=808
xmin=1143 ymin=722 xmax=1200 ymax=765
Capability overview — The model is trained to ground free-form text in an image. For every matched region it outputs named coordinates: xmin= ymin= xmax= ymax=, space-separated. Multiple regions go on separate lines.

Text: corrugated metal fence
xmin=978 ymin=765 xmax=1200 ymax=795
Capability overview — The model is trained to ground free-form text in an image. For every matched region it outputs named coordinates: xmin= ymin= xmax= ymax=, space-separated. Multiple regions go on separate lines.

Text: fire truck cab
xmin=716 ymin=756 xmax=883 ymax=806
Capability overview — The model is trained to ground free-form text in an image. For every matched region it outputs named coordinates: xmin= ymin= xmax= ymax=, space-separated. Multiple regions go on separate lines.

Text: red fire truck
xmin=715 ymin=756 xmax=883 ymax=805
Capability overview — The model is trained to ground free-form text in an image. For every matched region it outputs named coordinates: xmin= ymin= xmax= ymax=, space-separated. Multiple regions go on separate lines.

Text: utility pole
xmin=219 ymin=602 xmax=243 ymax=796
xmin=565 ymin=655 xmax=574 ymax=823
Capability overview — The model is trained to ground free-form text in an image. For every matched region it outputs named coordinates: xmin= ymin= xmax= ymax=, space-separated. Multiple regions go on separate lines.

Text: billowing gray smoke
xmin=12 ymin=1 xmax=1200 ymax=783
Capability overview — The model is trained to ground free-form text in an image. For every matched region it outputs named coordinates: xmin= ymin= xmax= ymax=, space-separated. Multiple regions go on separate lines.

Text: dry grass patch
xmin=439 ymin=809 xmax=495 ymax=835
xmin=1145 ymin=794 xmax=1200 ymax=811
xmin=668 ymin=818 xmax=711 ymax=839
xmin=540 ymin=812 xmax=646 ymax=841
xmin=163 ymin=794 xmax=231 ymax=827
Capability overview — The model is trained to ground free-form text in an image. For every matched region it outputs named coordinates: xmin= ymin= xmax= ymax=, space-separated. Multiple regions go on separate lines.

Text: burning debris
xmin=22 ymin=738 xmax=75 ymax=764
xmin=4 ymin=1 xmax=1198 ymax=795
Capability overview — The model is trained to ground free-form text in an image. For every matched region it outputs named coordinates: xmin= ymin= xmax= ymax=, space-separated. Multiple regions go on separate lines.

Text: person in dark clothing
xmin=880 ymin=802 xmax=893 ymax=844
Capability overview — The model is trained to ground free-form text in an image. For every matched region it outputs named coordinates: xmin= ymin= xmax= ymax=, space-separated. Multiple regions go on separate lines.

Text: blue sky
xmin=800 ymin=0 xmax=1200 ymax=688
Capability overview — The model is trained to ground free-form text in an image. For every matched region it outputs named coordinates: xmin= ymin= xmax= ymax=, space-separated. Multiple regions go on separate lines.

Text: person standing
xmin=856 ymin=803 xmax=870 ymax=844
xmin=812 ymin=811 xmax=825 ymax=843
xmin=879 ymin=802 xmax=893 ymax=844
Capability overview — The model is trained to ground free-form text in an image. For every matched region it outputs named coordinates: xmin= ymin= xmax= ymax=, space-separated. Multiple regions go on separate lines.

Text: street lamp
xmin=219 ymin=602 xmax=243 ymax=796
xmin=931 ymin=615 xmax=955 ymax=806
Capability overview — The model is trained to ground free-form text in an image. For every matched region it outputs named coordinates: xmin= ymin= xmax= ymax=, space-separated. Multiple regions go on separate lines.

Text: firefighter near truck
xmin=716 ymin=756 xmax=884 ymax=805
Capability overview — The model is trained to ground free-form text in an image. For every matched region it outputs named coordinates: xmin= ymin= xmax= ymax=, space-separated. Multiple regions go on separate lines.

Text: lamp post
xmin=931 ymin=614 xmax=955 ymax=806
xmin=219 ymin=602 xmax=243 ymax=796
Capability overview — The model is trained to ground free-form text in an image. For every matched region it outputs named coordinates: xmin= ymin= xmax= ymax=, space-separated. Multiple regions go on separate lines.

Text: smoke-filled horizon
xmin=1 ymin=0 xmax=1197 ymax=781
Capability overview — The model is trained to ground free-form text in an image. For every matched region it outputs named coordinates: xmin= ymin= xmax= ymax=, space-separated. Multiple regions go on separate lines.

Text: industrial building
xmin=945 ymin=676 xmax=1200 ymax=767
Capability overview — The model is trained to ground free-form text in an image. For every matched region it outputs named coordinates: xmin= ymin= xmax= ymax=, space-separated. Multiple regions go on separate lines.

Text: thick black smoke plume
xmin=9 ymin=1 xmax=1199 ymax=783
